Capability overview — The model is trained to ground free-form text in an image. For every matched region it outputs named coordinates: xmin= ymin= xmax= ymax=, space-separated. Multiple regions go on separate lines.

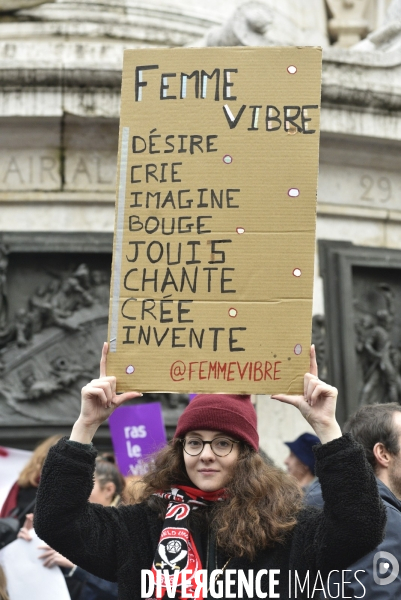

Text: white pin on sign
xmin=287 ymin=65 xmax=297 ymax=74
xmin=288 ymin=188 xmax=300 ymax=197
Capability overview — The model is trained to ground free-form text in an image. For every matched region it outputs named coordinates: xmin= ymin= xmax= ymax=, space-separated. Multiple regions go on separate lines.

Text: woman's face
xmin=183 ymin=430 xmax=239 ymax=492
xmin=284 ymin=452 xmax=310 ymax=482
xmin=89 ymin=476 xmax=116 ymax=506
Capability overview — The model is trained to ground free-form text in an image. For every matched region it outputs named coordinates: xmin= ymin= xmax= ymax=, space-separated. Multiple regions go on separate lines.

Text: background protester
xmin=17 ymin=456 xmax=121 ymax=600
xmin=0 ymin=435 xmax=61 ymax=526
xmin=328 ymin=403 xmax=401 ymax=597
xmin=90 ymin=454 xmax=126 ymax=508
xmin=0 ymin=446 xmax=33 ymax=513
xmin=34 ymin=343 xmax=386 ymax=600
xmin=284 ymin=432 xmax=323 ymax=507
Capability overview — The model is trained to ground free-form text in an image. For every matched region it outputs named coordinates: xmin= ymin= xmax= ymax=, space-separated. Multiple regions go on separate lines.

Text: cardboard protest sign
xmin=108 ymin=402 xmax=167 ymax=476
xmin=108 ymin=47 xmax=321 ymax=394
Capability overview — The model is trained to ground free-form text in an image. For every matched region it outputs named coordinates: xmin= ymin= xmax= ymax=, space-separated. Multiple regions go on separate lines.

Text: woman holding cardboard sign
xmin=34 ymin=343 xmax=385 ymax=599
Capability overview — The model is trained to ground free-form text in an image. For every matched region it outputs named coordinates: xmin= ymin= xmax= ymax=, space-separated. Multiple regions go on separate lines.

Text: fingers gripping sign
xmin=271 ymin=345 xmax=342 ymax=445
xmin=72 ymin=343 xmax=142 ymax=444
xmin=37 ymin=545 xmax=74 ymax=569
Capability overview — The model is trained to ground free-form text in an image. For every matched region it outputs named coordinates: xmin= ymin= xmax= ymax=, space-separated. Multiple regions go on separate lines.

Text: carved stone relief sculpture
xmin=0 ymin=257 xmax=110 ymax=425
xmin=353 ymin=0 xmax=401 ymax=51
xmin=199 ymin=0 xmax=329 ymax=48
xmin=0 ymin=235 xmax=188 ymax=441
xmin=318 ymin=242 xmax=401 ymax=424
xmin=203 ymin=2 xmax=275 ymax=47
xmin=354 ymin=283 xmax=401 ymax=405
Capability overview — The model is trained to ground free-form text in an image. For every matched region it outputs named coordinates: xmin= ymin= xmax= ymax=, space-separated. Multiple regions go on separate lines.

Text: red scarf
xmin=151 ymin=486 xmax=225 ymax=599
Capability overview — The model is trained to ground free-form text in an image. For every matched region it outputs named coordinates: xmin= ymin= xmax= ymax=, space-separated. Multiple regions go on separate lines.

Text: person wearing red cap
xmin=34 ymin=344 xmax=386 ymax=600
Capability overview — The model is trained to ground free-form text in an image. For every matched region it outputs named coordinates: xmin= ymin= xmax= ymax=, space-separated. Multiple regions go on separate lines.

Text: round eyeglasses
xmin=182 ymin=436 xmax=239 ymax=457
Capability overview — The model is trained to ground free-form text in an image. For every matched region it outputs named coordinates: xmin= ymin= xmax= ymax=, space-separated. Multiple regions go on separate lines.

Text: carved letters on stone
xmin=0 ymin=153 xmax=60 ymax=190
xmin=0 ymin=151 xmax=117 ymax=191
xmin=318 ymin=164 xmax=401 ymax=211
xmin=65 ymin=153 xmax=117 ymax=190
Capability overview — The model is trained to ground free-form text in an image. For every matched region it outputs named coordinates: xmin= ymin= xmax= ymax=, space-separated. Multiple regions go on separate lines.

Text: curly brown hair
xmin=130 ymin=439 xmax=303 ymax=561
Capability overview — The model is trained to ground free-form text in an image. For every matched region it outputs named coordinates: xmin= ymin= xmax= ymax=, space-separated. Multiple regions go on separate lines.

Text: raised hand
xmin=271 ymin=345 xmax=342 ymax=444
xmin=71 ymin=342 xmax=142 ymax=443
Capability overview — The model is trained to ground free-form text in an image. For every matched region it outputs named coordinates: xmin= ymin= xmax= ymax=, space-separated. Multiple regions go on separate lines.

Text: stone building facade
xmin=0 ymin=0 xmax=400 ymax=466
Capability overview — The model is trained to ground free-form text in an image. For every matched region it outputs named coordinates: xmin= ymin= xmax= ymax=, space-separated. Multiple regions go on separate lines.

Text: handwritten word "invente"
xmin=123 ymin=326 xmax=245 ymax=352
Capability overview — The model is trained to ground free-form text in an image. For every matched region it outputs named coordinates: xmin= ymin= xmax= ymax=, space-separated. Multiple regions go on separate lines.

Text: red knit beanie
xmin=174 ymin=394 xmax=258 ymax=451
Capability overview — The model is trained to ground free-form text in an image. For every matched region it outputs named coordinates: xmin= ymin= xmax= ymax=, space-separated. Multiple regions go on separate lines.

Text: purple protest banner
xmin=108 ymin=402 xmax=167 ymax=477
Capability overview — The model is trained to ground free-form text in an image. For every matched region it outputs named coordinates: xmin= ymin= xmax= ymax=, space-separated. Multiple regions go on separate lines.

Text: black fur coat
xmin=35 ymin=434 xmax=386 ymax=600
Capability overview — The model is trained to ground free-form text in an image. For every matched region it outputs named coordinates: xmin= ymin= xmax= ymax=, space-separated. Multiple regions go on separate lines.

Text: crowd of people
xmin=0 ymin=441 xmax=129 ymax=600
xmin=1 ymin=343 xmax=401 ymax=599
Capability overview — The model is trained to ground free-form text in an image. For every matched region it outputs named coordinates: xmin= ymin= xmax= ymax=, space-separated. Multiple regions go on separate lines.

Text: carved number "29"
xmin=360 ymin=175 xmax=392 ymax=203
